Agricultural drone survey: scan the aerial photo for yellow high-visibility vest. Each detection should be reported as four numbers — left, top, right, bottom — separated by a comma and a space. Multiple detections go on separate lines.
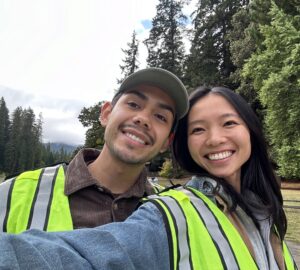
0, 164, 73, 233
146, 186, 297, 270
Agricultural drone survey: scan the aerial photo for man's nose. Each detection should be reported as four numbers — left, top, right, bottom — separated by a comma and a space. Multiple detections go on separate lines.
132, 112, 151, 129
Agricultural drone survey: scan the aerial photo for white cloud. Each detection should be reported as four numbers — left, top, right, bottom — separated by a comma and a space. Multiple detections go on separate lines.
0, 86, 87, 145
0, 0, 158, 145
0, 0, 196, 145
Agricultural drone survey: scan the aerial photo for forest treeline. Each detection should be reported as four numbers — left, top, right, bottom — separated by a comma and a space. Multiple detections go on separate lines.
0, 0, 299, 179
0, 100, 72, 177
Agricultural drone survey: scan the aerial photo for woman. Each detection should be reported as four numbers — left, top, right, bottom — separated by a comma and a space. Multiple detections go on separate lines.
0, 87, 296, 270
172, 86, 294, 269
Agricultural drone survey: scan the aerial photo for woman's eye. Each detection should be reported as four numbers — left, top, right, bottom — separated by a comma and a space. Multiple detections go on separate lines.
191, 127, 205, 134
224, 120, 238, 127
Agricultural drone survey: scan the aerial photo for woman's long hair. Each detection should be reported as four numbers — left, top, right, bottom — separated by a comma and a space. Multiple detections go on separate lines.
173, 86, 287, 240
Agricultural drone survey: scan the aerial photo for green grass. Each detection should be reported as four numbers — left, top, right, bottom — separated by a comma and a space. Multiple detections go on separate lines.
282, 189, 300, 243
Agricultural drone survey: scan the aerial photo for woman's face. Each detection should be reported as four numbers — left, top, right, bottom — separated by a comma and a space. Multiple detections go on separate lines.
187, 94, 251, 192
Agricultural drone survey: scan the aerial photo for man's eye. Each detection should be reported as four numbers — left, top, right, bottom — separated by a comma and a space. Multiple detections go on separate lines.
127, 102, 140, 109
155, 114, 167, 123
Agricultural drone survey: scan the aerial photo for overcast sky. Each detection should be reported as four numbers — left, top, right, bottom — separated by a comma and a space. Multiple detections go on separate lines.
0, 0, 195, 146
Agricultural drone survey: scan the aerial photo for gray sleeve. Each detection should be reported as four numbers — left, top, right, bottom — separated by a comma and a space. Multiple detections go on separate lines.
0, 203, 169, 270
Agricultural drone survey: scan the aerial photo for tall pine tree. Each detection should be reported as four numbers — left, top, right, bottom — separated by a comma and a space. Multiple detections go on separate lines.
117, 31, 139, 84
15, 108, 39, 173
185, 0, 247, 88
0, 97, 10, 172
227, 3, 259, 107
32, 113, 43, 168
144, 0, 188, 78
5, 107, 23, 174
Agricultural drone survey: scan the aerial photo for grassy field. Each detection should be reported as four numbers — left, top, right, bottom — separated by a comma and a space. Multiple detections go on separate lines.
282, 189, 300, 243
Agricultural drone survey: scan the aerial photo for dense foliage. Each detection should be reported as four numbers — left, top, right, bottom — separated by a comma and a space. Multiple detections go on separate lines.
243, 2, 300, 178
78, 101, 105, 149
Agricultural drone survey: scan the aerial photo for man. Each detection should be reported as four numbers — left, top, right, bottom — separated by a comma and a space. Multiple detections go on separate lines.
0, 67, 188, 233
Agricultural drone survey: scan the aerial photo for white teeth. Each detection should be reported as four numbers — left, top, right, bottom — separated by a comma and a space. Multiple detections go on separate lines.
208, 151, 232, 160
125, 133, 146, 145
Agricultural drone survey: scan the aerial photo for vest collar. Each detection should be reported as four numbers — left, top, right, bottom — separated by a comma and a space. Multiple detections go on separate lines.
186, 175, 233, 208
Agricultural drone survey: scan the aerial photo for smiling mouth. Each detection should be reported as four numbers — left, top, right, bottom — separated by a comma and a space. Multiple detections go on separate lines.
207, 151, 233, 161
124, 132, 149, 145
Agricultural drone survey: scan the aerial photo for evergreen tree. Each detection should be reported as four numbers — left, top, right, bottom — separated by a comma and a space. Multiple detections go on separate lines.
117, 31, 139, 84
32, 113, 43, 168
78, 102, 105, 149
144, 0, 188, 78
18, 108, 36, 172
243, 2, 300, 178
185, 0, 247, 88
227, 4, 259, 109
0, 97, 10, 172
4, 107, 44, 174
228, 0, 276, 114
58, 147, 67, 162
42, 143, 55, 166
5, 107, 23, 173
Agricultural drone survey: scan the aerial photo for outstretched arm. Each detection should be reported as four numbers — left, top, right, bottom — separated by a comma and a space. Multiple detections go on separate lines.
0, 203, 169, 270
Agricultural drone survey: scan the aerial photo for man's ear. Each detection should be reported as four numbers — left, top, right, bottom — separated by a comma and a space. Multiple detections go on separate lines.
160, 133, 174, 153
99, 102, 112, 127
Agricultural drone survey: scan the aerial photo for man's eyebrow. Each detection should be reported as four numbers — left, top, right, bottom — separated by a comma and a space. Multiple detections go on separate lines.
125, 90, 175, 117
159, 103, 175, 117
125, 90, 147, 100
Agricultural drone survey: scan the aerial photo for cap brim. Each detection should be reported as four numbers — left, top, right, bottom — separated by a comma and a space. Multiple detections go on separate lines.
118, 68, 188, 119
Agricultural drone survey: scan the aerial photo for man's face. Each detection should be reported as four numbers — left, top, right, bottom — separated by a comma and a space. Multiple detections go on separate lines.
100, 84, 175, 165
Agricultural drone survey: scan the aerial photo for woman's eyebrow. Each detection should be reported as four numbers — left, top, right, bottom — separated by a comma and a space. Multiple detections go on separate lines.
188, 119, 205, 126
221, 113, 240, 118
189, 113, 240, 126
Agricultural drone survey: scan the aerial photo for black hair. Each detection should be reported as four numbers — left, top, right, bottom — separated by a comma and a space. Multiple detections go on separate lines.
172, 86, 287, 240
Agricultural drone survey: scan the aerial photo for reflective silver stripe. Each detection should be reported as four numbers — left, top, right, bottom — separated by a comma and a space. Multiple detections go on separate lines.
0, 178, 15, 231
182, 187, 239, 270
29, 165, 59, 230
149, 194, 191, 270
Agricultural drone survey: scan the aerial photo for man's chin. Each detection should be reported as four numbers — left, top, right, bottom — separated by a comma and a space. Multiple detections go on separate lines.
115, 153, 149, 166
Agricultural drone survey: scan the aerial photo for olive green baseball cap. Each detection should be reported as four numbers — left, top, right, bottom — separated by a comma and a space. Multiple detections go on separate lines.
117, 67, 189, 119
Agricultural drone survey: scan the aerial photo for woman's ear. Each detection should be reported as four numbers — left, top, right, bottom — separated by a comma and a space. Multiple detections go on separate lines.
99, 102, 112, 127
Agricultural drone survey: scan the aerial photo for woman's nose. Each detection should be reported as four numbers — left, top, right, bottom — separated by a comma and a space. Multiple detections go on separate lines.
205, 129, 226, 146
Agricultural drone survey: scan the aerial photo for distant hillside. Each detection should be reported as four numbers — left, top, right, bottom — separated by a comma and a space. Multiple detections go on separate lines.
45, 143, 78, 154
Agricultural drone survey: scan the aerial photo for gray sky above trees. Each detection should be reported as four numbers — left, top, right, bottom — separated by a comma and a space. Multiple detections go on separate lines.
0, 0, 196, 145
